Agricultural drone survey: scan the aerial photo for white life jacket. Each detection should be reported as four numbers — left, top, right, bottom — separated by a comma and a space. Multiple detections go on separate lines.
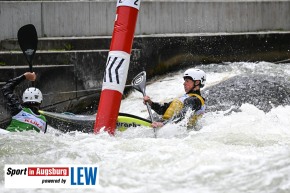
7, 108, 46, 132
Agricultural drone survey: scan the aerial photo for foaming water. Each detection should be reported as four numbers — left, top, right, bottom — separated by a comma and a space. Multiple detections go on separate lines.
1, 62, 290, 193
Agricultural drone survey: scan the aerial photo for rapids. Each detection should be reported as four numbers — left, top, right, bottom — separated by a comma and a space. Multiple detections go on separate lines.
1, 62, 290, 193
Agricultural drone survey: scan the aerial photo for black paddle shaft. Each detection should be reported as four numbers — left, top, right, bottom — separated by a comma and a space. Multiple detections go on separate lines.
132, 71, 154, 121
132, 71, 157, 138
17, 24, 38, 72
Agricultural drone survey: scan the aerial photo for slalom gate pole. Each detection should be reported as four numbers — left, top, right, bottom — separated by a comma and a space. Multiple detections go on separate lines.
94, 0, 141, 135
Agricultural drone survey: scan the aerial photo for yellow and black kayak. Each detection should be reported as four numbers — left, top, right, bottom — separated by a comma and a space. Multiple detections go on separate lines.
39, 110, 152, 133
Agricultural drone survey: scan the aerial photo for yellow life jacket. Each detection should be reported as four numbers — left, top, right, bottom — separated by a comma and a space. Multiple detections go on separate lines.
162, 94, 205, 126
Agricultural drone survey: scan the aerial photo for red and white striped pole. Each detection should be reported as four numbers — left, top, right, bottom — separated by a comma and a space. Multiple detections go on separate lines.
94, 0, 141, 135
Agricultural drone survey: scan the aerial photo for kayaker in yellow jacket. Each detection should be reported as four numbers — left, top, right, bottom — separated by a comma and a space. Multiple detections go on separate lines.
143, 68, 206, 129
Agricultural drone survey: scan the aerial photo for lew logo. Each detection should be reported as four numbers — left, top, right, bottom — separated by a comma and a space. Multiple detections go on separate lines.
70, 167, 98, 186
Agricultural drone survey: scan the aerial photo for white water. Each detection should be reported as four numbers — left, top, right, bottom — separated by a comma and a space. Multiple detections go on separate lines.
1, 62, 290, 193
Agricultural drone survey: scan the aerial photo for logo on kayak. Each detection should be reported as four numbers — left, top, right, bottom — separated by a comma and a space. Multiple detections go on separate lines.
117, 122, 141, 129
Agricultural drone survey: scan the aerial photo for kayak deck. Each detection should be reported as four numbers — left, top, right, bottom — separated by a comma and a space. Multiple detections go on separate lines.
39, 110, 152, 133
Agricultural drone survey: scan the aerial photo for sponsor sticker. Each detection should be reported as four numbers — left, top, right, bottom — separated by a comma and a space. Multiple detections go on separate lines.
24, 49, 34, 56
4, 164, 99, 188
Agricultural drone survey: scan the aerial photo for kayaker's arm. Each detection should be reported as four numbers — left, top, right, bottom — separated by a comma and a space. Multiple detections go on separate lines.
151, 102, 171, 115
1, 74, 26, 116
143, 95, 171, 115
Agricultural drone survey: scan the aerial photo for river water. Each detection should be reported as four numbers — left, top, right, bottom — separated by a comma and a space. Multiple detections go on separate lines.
1, 62, 290, 193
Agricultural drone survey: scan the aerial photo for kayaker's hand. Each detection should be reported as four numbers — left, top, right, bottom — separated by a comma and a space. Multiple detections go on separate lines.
24, 72, 36, 81
143, 96, 152, 106
151, 122, 164, 128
